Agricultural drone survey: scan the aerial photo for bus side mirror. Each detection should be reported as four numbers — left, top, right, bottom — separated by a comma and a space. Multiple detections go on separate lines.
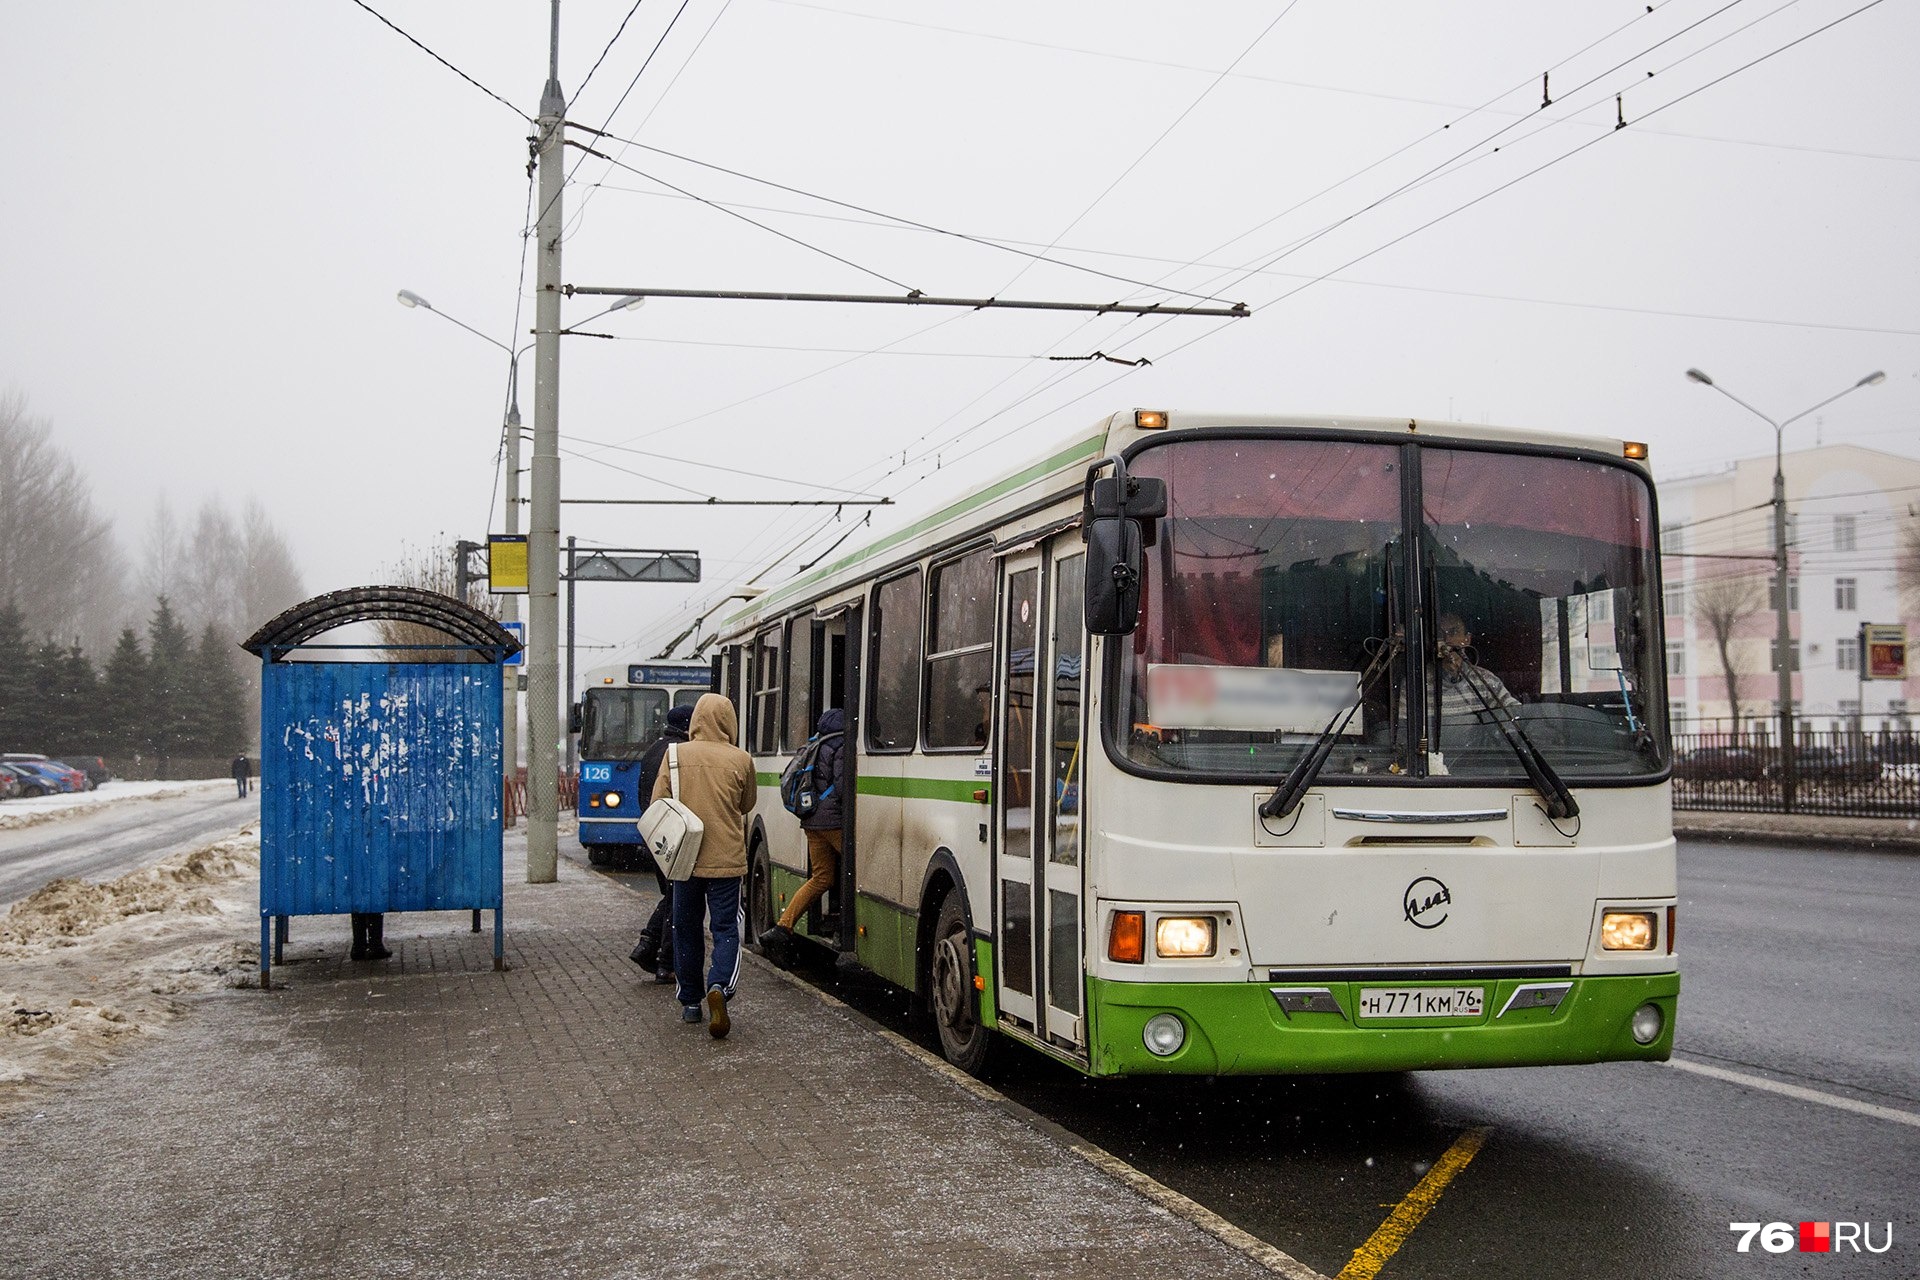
1084, 515, 1143, 636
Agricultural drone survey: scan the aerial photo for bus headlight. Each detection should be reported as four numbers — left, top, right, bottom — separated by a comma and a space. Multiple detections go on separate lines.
1143, 1013, 1185, 1056
1154, 916, 1216, 958
602, 793, 622, 807
1630, 1002, 1664, 1045
1601, 911, 1656, 951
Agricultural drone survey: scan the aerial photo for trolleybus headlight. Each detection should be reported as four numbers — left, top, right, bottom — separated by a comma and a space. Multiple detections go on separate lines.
1601, 911, 1657, 951
1630, 1002, 1664, 1045
603, 793, 621, 807
1143, 1013, 1186, 1057
1154, 916, 1216, 958
1108, 910, 1145, 964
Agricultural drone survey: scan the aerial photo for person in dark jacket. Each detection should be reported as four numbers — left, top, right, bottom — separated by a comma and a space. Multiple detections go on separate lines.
757, 706, 846, 966
627, 703, 693, 984
231, 753, 251, 799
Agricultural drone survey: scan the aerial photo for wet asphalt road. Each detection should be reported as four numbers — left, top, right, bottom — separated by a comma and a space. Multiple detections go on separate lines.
0, 785, 258, 905
781, 840, 1920, 1279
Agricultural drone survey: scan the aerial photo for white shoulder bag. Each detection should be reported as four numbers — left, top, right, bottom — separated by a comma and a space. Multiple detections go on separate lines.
638, 744, 705, 881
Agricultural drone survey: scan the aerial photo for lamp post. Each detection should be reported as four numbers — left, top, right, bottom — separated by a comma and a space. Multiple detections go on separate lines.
1684, 366, 1885, 810
398, 289, 532, 784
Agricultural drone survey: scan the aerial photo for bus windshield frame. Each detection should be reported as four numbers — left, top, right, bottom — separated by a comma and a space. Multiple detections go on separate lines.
1105, 430, 1669, 787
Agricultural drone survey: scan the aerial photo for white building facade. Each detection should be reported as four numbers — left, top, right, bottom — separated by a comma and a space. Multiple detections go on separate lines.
1659, 444, 1918, 736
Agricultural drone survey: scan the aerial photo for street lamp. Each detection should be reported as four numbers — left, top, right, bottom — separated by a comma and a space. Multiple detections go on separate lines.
398, 289, 648, 804
1684, 366, 1886, 810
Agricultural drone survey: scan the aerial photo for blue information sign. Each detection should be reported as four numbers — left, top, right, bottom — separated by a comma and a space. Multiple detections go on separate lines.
502, 620, 526, 666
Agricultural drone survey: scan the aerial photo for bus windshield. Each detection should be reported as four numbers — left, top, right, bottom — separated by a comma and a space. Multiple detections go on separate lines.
579, 688, 670, 761
1113, 435, 1667, 783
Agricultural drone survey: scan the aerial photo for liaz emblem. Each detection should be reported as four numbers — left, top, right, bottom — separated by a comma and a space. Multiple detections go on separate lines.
1403, 876, 1452, 929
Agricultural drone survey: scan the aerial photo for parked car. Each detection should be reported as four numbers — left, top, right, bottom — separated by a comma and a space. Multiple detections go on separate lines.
0, 767, 20, 800
1675, 745, 1768, 782
1782, 746, 1881, 785
0, 761, 58, 797
47, 758, 99, 791
2, 753, 85, 793
53, 754, 110, 787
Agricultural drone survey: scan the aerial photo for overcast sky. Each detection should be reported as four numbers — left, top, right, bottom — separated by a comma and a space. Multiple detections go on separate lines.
5, 0, 1915, 670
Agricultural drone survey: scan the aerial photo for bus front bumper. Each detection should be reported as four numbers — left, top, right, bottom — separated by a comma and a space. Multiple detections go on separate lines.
1086, 971, 1678, 1076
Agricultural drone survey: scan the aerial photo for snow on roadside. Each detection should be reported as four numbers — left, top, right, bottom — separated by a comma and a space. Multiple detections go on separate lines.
0, 825, 261, 1111
0, 779, 233, 831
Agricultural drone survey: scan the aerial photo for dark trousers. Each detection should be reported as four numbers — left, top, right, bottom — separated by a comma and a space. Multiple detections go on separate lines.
640, 867, 675, 974
671, 876, 743, 1008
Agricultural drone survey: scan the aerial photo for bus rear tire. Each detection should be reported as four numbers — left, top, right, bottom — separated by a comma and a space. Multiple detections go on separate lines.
930, 890, 991, 1076
748, 849, 774, 943
587, 847, 611, 868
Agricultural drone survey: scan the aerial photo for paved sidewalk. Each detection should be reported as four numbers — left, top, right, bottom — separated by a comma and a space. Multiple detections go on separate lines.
1674, 810, 1920, 852
0, 829, 1278, 1280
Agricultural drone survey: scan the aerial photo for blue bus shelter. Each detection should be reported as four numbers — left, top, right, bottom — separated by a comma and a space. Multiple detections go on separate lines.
241, 587, 522, 990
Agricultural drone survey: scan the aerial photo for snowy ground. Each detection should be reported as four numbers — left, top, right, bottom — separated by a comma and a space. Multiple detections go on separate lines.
0, 778, 233, 831
0, 824, 261, 1114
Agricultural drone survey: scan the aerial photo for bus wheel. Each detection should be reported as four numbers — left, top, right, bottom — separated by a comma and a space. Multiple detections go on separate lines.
587, 847, 611, 868
747, 850, 774, 941
930, 890, 991, 1075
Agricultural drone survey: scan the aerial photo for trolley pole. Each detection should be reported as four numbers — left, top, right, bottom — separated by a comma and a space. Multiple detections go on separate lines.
526, 0, 565, 884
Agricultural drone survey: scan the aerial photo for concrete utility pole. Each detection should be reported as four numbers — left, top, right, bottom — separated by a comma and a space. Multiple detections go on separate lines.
527, 0, 565, 884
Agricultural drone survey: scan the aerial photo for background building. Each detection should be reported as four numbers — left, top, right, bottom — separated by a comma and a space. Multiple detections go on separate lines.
1660, 443, 1918, 737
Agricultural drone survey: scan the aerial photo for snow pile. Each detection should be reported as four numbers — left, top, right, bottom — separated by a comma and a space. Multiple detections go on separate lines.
0, 779, 231, 831
0, 827, 262, 1112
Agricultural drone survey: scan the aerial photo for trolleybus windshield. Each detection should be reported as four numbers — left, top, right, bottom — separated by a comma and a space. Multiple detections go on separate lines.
1114, 435, 1667, 783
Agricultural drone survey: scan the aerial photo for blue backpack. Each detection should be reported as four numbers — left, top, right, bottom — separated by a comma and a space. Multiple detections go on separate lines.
779, 731, 841, 818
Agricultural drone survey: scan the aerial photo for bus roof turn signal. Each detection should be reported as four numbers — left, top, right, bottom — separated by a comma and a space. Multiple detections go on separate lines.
1624, 441, 1648, 460
1135, 409, 1168, 430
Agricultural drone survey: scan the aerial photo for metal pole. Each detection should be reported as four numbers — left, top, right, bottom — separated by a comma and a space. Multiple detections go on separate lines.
1773, 435, 1796, 813
526, 2, 565, 884
565, 535, 577, 779
503, 397, 522, 785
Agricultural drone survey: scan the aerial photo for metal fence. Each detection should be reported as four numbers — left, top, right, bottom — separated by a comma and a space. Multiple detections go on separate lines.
1672, 728, 1920, 816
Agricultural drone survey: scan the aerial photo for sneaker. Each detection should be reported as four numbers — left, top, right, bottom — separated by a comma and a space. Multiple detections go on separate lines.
756, 925, 791, 967
707, 986, 730, 1040
680, 1004, 702, 1024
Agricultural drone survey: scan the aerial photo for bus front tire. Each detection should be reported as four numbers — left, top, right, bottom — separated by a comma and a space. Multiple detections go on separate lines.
587, 847, 611, 868
930, 890, 991, 1076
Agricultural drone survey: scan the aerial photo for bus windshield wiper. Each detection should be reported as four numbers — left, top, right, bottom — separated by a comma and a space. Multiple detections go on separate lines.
1453, 663, 1579, 822
1259, 637, 1400, 822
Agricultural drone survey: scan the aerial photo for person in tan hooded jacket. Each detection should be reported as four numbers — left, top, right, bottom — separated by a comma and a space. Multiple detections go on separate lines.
651, 692, 756, 1037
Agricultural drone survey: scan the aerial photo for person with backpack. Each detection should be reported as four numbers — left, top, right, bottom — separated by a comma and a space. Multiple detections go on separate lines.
652, 692, 757, 1038
757, 706, 846, 967
627, 703, 693, 985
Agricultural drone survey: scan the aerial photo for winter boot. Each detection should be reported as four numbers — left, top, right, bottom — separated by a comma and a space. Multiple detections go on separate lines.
349, 914, 370, 961
365, 913, 393, 961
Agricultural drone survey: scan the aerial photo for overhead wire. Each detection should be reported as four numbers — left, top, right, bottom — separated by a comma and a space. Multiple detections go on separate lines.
346, 0, 532, 122
576, 0, 651, 101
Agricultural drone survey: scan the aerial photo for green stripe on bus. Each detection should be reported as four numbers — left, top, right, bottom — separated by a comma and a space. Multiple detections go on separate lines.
753, 773, 986, 804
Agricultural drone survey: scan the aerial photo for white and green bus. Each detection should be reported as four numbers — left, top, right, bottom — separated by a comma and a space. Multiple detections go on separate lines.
713, 410, 1677, 1077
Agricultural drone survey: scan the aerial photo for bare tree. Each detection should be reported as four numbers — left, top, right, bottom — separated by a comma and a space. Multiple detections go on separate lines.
140, 495, 185, 609
179, 499, 249, 638
1694, 570, 1767, 738
0, 391, 124, 654
1899, 511, 1919, 620
373, 541, 500, 661
239, 499, 306, 631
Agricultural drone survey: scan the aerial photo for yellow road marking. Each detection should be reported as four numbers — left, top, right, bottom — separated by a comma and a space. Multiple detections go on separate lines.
1335, 1126, 1491, 1280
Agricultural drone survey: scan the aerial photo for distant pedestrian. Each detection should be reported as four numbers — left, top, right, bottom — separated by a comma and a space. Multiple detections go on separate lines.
651, 693, 755, 1039
758, 706, 847, 966
628, 703, 693, 985
231, 753, 251, 799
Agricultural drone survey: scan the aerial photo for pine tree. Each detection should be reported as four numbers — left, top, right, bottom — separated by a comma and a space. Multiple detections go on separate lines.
101, 627, 149, 767
34, 639, 99, 755
145, 597, 194, 774
0, 604, 34, 748
188, 622, 247, 755
53, 643, 102, 756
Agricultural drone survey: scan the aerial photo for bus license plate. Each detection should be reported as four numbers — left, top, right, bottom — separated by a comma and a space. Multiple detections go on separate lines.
1358, 987, 1485, 1018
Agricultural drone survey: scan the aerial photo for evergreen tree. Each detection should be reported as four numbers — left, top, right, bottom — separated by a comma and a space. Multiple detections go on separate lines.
188, 622, 246, 755
145, 597, 194, 773
52, 643, 102, 755
101, 627, 149, 765
0, 604, 34, 748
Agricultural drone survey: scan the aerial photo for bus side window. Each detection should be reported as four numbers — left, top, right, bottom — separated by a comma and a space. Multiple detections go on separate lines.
784, 613, 815, 752
752, 627, 783, 755
924, 546, 993, 751
869, 569, 924, 751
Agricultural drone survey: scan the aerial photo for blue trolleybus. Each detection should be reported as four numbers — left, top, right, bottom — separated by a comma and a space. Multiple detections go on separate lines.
574, 662, 714, 868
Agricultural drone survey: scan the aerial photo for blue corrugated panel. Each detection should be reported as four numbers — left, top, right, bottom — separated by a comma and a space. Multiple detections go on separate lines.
260, 662, 503, 918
